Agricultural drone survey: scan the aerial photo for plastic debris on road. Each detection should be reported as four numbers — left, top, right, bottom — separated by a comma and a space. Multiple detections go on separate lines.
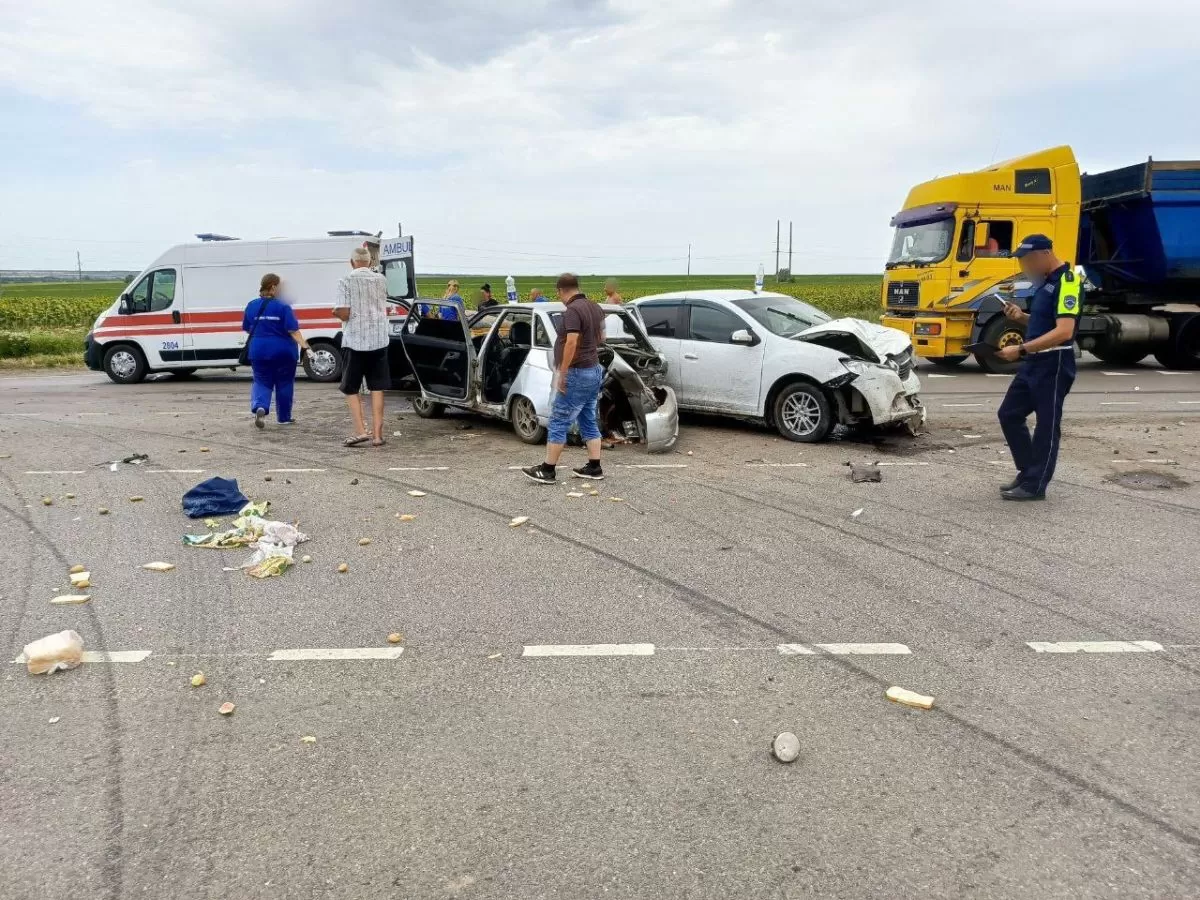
246, 555, 291, 579
407, 490, 427, 497
509, 516, 529, 528
142, 561, 176, 572
771, 732, 801, 763
886, 686, 934, 710
184, 502, 307, 578
101, 452, 150, 472
182, 477, 251, 519
51, 595, 90, 605
848, 463, 882, 484
203, 518, 222, 529
22, 630, 84, 675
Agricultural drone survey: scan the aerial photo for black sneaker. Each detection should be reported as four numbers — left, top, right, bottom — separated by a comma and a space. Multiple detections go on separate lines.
572, 462, 605, 480
999, 476, 1022, 492
522, 464, 556, 485
1001, 485, 1045, 502
254, 408, 267, 430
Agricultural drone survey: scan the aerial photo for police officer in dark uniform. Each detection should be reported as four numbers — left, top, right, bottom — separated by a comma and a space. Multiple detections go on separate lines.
995, 234, 1081, 501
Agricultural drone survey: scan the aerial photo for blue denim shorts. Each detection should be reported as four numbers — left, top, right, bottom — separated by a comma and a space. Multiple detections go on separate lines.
547, 364, 604, 444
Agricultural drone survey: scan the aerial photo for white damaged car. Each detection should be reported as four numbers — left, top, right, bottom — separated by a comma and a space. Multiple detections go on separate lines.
632, 290, 925, 442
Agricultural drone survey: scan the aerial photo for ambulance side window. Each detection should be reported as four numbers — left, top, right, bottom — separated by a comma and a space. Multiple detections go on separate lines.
148, 269, 177, 312
125, 274, 152, 313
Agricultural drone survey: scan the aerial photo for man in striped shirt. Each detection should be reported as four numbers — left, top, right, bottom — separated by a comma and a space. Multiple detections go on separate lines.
333, 247, 391, 446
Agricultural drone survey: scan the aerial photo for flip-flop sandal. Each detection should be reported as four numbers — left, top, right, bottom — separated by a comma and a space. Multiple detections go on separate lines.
343, 435, 370, 447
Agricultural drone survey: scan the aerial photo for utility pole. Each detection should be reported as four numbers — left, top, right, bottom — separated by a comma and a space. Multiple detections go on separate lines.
775, 220, 780, 278
788, 221, 793, 275
686, 243, 691, 282
76, 251, 82, 282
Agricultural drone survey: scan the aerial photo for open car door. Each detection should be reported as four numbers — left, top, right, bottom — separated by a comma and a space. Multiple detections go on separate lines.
398, 300, 476, 403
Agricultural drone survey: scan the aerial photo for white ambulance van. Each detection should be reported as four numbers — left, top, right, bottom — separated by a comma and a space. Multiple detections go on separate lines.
85, 231, 416, 384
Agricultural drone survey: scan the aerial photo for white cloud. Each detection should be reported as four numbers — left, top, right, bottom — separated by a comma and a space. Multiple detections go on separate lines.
1, 0, 1198, 272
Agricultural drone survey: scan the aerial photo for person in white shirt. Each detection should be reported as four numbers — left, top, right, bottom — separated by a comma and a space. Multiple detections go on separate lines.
333, 247, 390, 446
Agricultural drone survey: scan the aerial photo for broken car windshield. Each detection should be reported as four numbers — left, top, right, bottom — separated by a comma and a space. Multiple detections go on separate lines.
733, 295, 831, 337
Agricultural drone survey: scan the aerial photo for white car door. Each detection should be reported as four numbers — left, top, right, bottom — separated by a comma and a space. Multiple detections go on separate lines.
634, 300, 685, 398
678, 301, 765, 414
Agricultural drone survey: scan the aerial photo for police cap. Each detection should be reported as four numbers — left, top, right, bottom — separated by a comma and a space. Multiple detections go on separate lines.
1014, 234, 1053, 258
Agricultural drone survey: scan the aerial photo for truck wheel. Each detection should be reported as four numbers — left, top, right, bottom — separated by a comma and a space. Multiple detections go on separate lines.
510, 395, 546, 444
1091, 344, 1148, 366
302, 342, 343, 382
928, 355, 967, 368
411, 397, 447, 419
976, 318, 1025, 374
773, 382, 833, 443
1153, 314, 1200, 371
103, 344, 148, 384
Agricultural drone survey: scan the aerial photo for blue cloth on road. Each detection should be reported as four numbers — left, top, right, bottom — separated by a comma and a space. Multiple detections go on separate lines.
243, 297, 300, 363
998, 350, 1075, 495
182, 477, 249, 518
251, 357, 297, 422
547, 364, 604, 444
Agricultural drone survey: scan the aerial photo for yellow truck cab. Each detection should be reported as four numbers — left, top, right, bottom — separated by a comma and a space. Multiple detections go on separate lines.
881, 147, 1081, 371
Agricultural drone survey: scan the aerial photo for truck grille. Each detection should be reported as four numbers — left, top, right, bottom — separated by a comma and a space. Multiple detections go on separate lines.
887, 281, 920, 308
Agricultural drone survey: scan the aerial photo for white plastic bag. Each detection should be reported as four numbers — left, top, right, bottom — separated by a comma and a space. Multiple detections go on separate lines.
23, 630, 84, 674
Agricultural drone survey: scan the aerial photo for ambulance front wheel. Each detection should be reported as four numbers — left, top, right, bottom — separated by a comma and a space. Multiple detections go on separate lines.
303, 342, 343, 382
103, 344, 148, 385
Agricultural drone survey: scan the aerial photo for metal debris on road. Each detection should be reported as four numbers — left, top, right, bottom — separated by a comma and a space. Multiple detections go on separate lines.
191, 672, 206, 687
218, 702, 235, 716
771, 731, 801, 763
50, 595, 90, 605
22, 630, 84, 675
886, 686, 934, 710
142, 562, 176, 572
509, 516, 530, 527
848, 463, 882, 483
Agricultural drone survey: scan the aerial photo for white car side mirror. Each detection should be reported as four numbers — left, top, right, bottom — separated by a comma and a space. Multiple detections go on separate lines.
731, 329, 756, 345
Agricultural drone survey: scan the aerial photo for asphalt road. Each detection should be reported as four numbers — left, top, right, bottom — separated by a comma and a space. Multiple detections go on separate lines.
2, 361, 1199, 900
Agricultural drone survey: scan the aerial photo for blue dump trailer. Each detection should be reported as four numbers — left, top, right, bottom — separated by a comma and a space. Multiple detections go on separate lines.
1075, 159, 1200, 367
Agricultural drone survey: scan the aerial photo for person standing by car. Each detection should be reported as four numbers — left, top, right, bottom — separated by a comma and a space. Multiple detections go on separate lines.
603, 278, 624, 304
523, 273, 606, 484
333, 247, 391, 447
244, 273, 313, 428
442, 280, 465, 321
479, 283, 500, 309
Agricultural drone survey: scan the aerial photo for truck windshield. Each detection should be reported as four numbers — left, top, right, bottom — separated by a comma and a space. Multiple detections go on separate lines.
886, 218, 954, 268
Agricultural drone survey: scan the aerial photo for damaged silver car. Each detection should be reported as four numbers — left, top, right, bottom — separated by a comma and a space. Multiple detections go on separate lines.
398, 301, 679, 452
632, 290, 925, 442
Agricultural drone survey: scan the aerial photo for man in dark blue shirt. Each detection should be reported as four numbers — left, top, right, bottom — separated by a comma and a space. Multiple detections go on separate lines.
995, 234, 1081, 500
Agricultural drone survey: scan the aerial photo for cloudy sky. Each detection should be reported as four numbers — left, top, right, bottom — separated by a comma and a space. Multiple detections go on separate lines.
1, 0, 1197, 275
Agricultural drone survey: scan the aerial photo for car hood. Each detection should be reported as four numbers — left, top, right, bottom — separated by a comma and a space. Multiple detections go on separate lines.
793, 317, 911, 363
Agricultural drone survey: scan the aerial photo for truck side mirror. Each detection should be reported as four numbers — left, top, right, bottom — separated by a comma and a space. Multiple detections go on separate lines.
973, 222, 991, 248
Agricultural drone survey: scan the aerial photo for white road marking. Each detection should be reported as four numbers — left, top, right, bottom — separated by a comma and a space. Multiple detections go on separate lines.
876, 461, 929, 467
745, 462, 809, 468
1025, 640, 1162, 654
265, 468, 327, 473
269, 648, 404, 661
1101, 371, 1134, 376
1178, 400, 1200, 405
522, 643, 655, 658
1156, 371, 1192, 376
778, 643, 912, 656
12, 650, 151, 664
925, 373, 957, 378
23, 470, 85, 475
986, 373, 1013, 378
619, 464, 688, 469
147, 469, 205, 474
1112, 459, 1177, 465
942, 403, 983, 408
389, 466, 451, 471
1100, 401, 1140, 406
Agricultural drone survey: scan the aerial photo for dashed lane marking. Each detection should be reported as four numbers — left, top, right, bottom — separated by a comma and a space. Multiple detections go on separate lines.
1111, 459, 1177, 465
1026, 640, 1162, 654
389, 466, 451, 471
265, 468, 327, 473
942, 403, 983, 408
1100, 401, 1140, 406
522, 643, 655, 658
1178, 400, 1200, 405
12, 650, 152, 664
147, 469, 205, 474
1156, 371, 1193, 375
876, 461, 929, 467
779, 642, 912, 656
1101, 371, 1136, 376
745, 462, 809, 468
924, 373, 957, 378
986, 373, 1013, 378
619, 464, 688, 469
268, 648, 404, 661
23, 470, 85, 475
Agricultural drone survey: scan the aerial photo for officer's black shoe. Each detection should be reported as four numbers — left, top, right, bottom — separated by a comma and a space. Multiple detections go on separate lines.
999, 477, 1022, 492
1001, 485, 1045, 502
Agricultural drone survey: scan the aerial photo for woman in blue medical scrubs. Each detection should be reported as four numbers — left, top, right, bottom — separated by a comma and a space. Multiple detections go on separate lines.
243, 273, 312, 428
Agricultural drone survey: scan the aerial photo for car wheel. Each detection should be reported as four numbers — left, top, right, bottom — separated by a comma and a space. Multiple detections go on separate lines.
510, 395, 547, 444
773, 382, 832, 443
976, 317, 1025, 374
103, 344, 148, 384
411, 397, 447, 419
302, 342, 343, 382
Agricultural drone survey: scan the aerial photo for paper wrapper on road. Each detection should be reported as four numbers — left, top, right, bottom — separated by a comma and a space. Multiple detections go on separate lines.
22, 630, 84, 675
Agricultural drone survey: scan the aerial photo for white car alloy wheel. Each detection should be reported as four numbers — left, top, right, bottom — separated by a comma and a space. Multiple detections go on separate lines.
511, 396, 546, 444
773, 382, 832, 443
781, 391, 821, 435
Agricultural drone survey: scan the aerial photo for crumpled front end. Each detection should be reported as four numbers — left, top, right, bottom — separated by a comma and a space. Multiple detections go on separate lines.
831, 361, 925, 430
